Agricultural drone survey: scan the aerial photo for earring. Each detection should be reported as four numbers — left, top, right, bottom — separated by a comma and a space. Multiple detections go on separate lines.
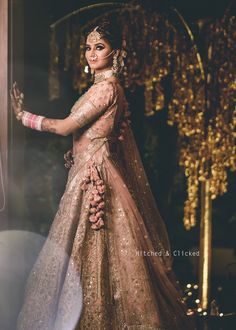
112, 52, 119, 74
84, 65, 95, 76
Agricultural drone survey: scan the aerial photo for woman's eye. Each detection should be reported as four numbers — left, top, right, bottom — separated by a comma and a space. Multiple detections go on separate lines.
96, 45, 104, 50
85, 47, 91, 51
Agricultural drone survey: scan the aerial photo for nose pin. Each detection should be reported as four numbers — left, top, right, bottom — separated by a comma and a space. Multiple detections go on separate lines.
91, 53, 98, 60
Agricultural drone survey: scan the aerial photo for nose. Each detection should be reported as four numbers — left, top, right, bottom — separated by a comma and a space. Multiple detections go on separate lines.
90, 51, 98, 60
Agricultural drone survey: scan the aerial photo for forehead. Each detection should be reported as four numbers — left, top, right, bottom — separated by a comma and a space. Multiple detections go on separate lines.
85, 36, 110, 47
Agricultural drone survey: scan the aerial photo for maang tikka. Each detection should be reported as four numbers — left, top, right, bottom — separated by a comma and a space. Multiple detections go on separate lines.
87, 26, 102, 43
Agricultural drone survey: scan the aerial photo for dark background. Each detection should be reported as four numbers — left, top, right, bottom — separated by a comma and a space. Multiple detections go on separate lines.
11, 0, 236, 323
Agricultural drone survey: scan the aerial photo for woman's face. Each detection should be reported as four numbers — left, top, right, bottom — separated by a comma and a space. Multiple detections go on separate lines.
85, 37, 114, 73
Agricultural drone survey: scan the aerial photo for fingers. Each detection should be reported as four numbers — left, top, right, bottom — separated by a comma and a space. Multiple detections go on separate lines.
10, 82, 25, 115
12, 82, 24, 100
13, 83, 19, 99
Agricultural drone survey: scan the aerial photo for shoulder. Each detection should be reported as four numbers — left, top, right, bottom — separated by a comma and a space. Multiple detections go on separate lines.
91, 80, 118, 102
93, 80, 117, 93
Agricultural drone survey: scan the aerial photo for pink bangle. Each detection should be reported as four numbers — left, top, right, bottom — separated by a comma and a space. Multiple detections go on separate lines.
21, 111, 45, 131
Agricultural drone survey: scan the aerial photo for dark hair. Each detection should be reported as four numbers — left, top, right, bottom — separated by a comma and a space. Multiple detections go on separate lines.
85, 19, 122, 50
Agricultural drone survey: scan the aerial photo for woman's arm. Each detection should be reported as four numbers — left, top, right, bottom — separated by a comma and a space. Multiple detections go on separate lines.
10, 81, 117, 136
41, 117, 81, 136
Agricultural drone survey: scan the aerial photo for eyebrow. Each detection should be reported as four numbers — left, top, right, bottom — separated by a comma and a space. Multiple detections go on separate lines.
85, 42, 105, 46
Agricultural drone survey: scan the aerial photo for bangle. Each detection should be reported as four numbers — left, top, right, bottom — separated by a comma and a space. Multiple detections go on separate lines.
21, 111, 45, 131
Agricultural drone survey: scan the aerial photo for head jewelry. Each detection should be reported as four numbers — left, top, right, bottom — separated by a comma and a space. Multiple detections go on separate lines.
87, 26, 102, 43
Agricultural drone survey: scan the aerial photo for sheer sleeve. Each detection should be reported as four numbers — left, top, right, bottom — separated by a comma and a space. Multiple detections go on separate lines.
68, 81, 117, 128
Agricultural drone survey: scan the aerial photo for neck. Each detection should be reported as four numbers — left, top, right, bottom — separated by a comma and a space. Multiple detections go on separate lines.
95, 67, 112, 74
94, 68, 115, 84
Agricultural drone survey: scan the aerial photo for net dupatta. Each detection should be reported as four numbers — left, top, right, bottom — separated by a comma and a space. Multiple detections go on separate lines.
113, 103, 196, 329
117, 110, 173, 271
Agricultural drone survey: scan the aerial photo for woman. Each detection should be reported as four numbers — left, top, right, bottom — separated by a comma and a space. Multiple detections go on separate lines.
12, 21, 195, 330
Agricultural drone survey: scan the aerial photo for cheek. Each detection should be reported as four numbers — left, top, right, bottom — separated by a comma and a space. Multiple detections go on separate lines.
85, 52, 89, 61
98, 49, 112, 61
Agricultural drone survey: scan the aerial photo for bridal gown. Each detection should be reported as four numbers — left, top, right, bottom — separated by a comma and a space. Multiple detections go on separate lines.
16, 79, 195, 330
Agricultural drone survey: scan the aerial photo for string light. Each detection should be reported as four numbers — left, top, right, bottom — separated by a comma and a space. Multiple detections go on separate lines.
183, 282, 232, 317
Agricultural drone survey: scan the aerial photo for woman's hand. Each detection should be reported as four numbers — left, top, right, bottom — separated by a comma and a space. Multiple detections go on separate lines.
64, 149, 74, 169
10, 82, 25, 120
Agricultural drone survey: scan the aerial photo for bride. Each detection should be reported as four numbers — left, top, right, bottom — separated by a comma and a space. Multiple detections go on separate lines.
11, 20, 196, 330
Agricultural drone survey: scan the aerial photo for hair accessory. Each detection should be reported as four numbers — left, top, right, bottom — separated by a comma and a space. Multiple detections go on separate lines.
112, 50, 127, 74
84, 65, 89, 73
119, 49, 127, 69
87, 26, 102, 43
112, 52, 119, 74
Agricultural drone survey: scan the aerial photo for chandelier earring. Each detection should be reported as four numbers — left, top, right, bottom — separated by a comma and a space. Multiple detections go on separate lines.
84, 65, 89, 74
84, 64, 95, 76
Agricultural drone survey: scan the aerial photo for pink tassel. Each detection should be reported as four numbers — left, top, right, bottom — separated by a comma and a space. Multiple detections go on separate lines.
96, 179, 103, 185
94, 195, 102, 202
84, 161, 107, 230
89, 207, 97, 214
92, 188, 99, 195
98, 201, 105, 209
97, 186, 105, 194
96, 210, 104, 218
89, 215, 97, 223
81, 183, 88, 191
91, 218, 104, 230
90, 200, 98, 207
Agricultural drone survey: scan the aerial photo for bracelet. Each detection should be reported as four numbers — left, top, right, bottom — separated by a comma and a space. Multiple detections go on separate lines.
21, 111, 45, 131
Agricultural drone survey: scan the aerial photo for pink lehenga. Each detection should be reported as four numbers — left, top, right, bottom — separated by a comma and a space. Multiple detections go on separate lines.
16, 79, 195, 330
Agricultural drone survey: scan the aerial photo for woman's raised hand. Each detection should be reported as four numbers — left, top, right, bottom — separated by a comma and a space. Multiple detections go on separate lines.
10, 82, 25, 120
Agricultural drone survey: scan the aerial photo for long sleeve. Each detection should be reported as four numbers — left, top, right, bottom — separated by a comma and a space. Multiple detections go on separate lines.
33, 80, 118, 136
68, 81, 117, 129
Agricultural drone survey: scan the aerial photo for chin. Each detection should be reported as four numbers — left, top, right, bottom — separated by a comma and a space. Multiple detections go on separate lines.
92, 66, 103, 71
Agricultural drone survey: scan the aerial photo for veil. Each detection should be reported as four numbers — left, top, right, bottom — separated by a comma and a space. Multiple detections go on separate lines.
111, 103, 196, 329
116, 104, 173, 271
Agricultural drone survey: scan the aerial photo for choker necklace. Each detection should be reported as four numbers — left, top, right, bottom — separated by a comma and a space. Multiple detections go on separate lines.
94, 69, 115, 84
